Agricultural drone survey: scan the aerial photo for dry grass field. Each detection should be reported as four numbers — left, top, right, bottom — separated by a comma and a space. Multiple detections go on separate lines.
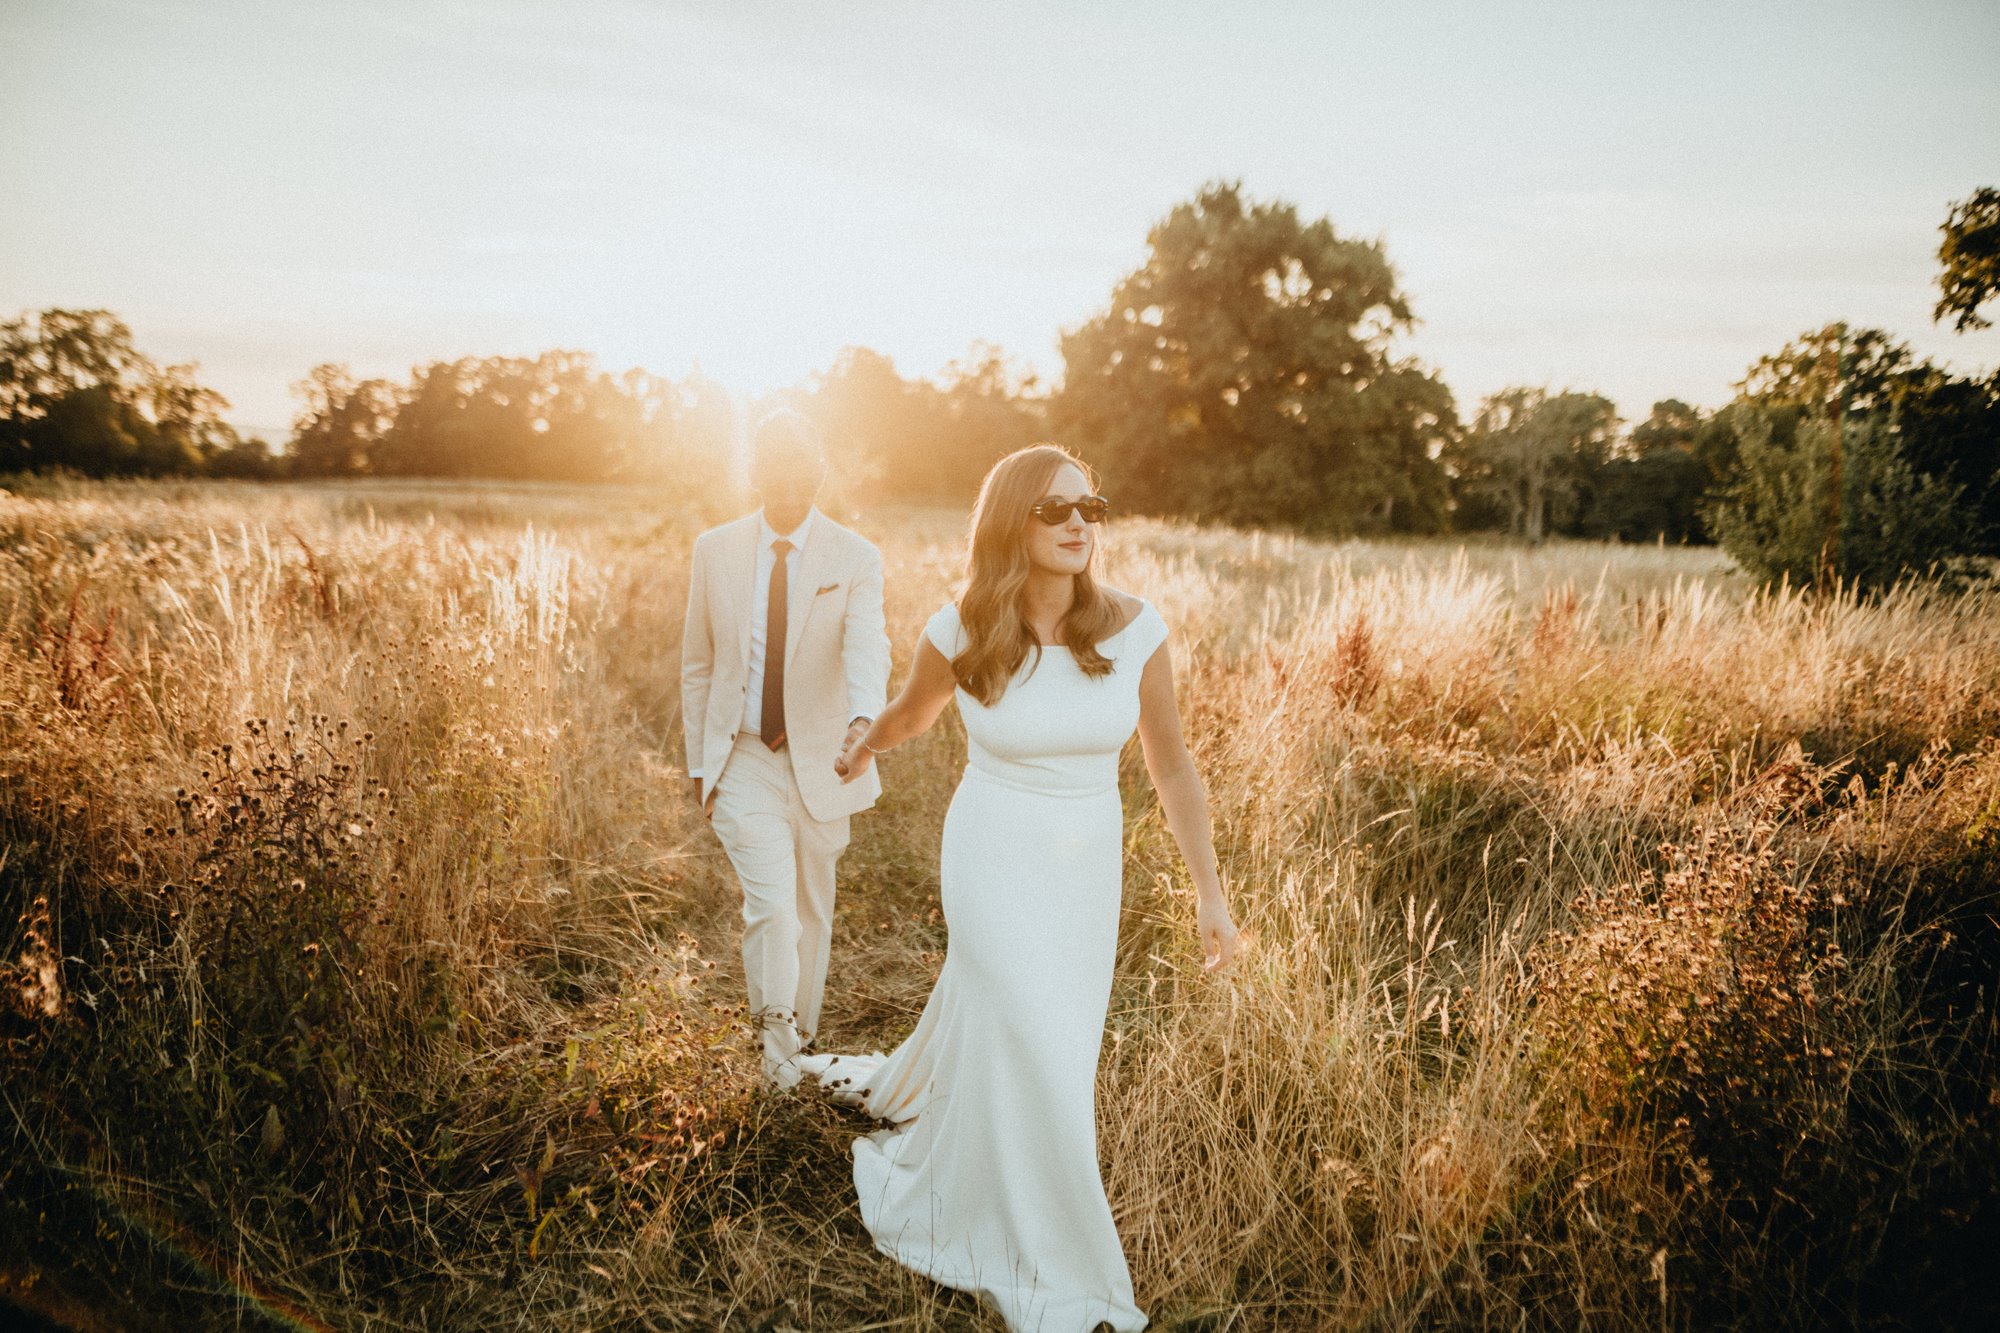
3, 474, 1997, 1330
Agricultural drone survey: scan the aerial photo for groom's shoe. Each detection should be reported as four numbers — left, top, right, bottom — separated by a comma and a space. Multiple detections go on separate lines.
792, 1052, 837, 1079
762, 1052, 805, 1091
758, 1014, 808, 1090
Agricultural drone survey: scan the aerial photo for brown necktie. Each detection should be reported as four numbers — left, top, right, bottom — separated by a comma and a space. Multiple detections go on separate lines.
761, 538, 792, 750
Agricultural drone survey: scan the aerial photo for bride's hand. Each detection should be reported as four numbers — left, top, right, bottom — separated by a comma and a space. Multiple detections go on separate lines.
1197, 895, 1238, 971
834, 742, 874, 783
834, 721, 875, 783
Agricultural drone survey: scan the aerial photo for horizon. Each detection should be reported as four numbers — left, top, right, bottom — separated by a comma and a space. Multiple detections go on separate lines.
3, 0, 1998, 439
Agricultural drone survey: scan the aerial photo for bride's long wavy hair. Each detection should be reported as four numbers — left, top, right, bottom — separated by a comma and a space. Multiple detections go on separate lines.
952, 444, 1123, 706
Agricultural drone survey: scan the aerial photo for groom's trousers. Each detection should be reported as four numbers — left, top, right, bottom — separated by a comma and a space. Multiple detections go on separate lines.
708, 732, 850, 1082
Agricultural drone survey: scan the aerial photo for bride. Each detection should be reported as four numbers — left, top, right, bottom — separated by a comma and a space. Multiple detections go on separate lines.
796, 443, 1238, 1332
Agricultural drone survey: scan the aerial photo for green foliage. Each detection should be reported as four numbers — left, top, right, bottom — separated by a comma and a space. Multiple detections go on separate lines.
290, 351, 720, 485
1707, 409, 1983, 593
1688, 399, 1772, 496
1894, 369, 2000, 555
0, 308, 257, 478
1737, 323, 2000, 553
287, 363, 396, 477
1450, 396, 1723, 545
1582, 448, 1710, 543
1935, 186, 2000, 334
1628, 397, 1701, 455
1574, 400, 1713, 543
287, 341, 1045, 505
1739, 323, 1928, 416
1451, 387, 1618, 542
1052, 182, 1455, 534
205, 433, 284, 480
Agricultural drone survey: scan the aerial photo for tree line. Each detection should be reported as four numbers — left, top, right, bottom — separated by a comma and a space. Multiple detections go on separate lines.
6, 184, 1995, 588
0, 309, 277, 479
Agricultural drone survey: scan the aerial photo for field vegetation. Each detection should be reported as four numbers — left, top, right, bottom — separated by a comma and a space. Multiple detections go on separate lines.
3, 474, 1996, 1329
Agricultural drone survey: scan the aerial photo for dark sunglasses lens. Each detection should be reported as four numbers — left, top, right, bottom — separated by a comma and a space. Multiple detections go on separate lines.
1033, 496, 1110, 524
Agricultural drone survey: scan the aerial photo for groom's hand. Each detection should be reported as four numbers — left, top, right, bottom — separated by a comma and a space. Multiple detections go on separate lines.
690, 777, 715, 820
835, 717, 872, 782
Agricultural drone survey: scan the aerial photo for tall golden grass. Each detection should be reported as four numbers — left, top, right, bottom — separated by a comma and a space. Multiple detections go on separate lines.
3, 473, 1995, 1330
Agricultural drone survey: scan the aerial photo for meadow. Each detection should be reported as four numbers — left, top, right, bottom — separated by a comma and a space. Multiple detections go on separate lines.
2, 474, 1996, 1331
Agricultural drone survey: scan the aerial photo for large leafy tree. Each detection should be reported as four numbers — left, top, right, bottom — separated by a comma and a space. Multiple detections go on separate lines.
1452, 388, 1618, 543
1935, 187, 1999, 333
1052, 183, 1454, 533
1739, 323, 1932, 416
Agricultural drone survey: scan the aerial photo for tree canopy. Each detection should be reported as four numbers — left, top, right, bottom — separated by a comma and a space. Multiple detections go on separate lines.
1935, 187, 1999, 334
1707, 411, 1981, 593
286, 352, 726, 486
1, 309, 256, 477
793, 344, 1044, 507
5, 184, 1990, 591
1052, 183, 1454, 533
1734, 323, 2000, 552
279, 342, 1043, 505
1450, 388, 1619, 544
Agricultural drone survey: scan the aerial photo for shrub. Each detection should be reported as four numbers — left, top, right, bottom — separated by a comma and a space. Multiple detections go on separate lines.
12, 715, 428, 1241
1707, 410, 1984, 594
1529, 823, 1856, 1195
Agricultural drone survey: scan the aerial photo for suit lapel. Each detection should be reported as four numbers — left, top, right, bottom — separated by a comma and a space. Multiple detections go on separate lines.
784, 514, 833, 673
729, 515, 761, 675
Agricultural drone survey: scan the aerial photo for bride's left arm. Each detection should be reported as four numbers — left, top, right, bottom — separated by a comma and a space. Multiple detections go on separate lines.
1136, 639, 1239, 970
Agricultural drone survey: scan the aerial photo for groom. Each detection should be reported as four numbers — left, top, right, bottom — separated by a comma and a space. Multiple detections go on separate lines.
681, 410, 890, 1088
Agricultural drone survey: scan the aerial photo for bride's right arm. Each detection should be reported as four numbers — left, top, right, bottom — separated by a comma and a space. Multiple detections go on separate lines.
834, 636, 958, 781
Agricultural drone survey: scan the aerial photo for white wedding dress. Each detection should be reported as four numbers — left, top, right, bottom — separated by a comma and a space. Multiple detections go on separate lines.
799, 598, 1167, 1332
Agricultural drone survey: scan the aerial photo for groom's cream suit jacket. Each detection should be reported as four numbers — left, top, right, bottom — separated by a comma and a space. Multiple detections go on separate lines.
681, 509, 891, 823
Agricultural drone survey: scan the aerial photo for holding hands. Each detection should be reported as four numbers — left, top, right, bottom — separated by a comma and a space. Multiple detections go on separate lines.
834, 717, 877, 782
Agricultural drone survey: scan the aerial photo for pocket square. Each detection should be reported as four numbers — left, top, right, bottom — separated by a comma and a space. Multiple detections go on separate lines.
815, 582, 841, 595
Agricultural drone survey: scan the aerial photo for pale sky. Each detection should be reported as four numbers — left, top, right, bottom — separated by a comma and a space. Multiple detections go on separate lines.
3, 0, 1997, 437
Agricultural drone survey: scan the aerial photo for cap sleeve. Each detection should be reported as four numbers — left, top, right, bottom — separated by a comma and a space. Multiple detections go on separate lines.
922, 602, 964, 658
1121, 599, 1169, 665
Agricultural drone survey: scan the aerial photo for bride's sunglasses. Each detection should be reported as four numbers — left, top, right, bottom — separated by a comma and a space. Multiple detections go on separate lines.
1030, 495, 1111, 526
